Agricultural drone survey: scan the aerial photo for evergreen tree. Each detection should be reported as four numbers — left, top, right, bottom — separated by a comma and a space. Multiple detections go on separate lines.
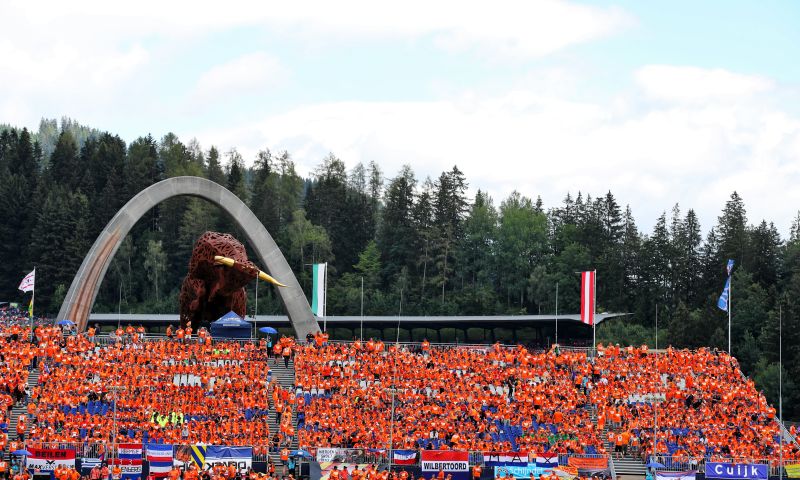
250, 149, 280, 235
206, 146, 226, 185
717, 192, 749, 268
27, 187, 91, 313
0, 173, 32, 299
378, 165, 418, 281
47, 131, 80, 191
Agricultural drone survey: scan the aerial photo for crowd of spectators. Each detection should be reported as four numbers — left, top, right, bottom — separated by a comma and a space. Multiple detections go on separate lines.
295, 340, 799, 464
591, 343, 799, 463
3, 301, 799, 470
295, 341, 603, 454
0, 306, 300, 456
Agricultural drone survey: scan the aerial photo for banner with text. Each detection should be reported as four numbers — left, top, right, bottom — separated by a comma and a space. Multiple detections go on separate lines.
494, 466, 553, 479
108, 459, 143, 480
316, 448, 340, 463
483, 452, 528, 467
705, 463, 767, 480
567, 457, 608, 470
204, 446, 252, 474
26, 448, 76, 472
421, 451, 469, 480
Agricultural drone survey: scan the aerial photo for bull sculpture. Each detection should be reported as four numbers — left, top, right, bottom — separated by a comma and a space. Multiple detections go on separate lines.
179, 231, 285, 328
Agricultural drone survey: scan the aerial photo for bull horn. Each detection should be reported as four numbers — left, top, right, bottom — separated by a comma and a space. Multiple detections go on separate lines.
214, 256, 288, 287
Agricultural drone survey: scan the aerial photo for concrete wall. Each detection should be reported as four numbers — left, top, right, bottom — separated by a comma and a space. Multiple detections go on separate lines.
56, 176, 320, 338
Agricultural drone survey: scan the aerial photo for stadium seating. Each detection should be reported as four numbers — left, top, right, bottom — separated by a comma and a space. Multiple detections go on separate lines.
2, 307, 797, 467
24, 334, 283, 447
294, 342, 604, 454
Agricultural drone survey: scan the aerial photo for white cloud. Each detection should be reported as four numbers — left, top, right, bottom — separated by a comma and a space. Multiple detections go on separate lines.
0, 0, 631, 127
1, 1, 632, 59
194, 66, 800, 236
187, 52, 286, 106
635, 65, 774, 103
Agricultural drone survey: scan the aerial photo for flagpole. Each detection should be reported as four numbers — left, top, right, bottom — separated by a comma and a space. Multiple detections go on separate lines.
323, 262, 328, 333
30, 267, 35, 341
593, 269, 596, 352
728, 272, 732, 354
654, 303, 658, 460
555, 282, 559, 346
254, 277, 259, 338
360, 276, 364, 341
780, 303, 783, 480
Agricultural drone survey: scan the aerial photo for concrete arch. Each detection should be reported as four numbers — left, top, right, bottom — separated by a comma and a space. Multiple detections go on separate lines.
56, 176, 320, 338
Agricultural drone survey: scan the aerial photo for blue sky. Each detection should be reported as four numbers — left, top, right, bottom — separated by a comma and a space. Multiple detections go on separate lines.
1, 0, 799, 234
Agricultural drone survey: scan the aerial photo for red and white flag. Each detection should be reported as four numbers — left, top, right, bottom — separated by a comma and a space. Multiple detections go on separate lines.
580, 271, 595, 325
18, 269, 35, 293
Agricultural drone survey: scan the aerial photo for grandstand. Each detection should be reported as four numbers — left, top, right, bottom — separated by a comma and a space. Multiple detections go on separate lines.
2, 307, 800, 480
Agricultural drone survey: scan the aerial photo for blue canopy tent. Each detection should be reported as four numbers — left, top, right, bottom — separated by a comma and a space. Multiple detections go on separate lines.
209, 311, 251, 339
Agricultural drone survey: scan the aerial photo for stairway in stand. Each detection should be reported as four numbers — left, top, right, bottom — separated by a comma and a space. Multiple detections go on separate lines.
267, 357, 298, 469
600, 426, 647, 480
4, 367, 40, 462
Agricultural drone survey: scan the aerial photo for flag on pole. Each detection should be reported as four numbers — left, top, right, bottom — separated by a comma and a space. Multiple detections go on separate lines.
311, 263, 327, 317
392, 450, 417, 465
18, 269, 35, 292
580, 271, 595, 325
717, 260, 734, 312
146, 444, 174, 477
717, 277, 731, 312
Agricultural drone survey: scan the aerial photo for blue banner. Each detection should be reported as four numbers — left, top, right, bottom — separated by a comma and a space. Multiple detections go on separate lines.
706, 463, 767, 480
494, 466, 553, 479
206, 446, 252, 458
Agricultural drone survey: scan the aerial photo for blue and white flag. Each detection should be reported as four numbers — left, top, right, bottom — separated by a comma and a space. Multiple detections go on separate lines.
726, 259, 735, 276
146, 444, 173, 477
718, 277, 731, 312
393, 450, 417, 465
535, 453, 559, 468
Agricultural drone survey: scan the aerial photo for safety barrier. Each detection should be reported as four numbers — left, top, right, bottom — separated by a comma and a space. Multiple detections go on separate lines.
649, 455, 788, 477
25, 444, 612, 468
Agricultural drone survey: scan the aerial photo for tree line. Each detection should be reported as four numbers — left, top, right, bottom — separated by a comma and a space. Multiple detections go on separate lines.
1, 117, 798, 416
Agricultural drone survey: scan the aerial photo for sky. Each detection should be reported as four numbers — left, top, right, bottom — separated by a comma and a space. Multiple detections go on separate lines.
1, 0, 799, 235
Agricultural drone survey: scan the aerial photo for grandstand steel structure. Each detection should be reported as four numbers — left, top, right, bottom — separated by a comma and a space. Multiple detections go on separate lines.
88, 312, 627, 345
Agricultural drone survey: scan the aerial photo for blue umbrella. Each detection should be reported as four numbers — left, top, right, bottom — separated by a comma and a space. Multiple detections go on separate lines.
12, 449, 32, 456
291, 449, 312, 458
57, 319, 75, 326
259, 327, 278, 334
645, 461, 665, 469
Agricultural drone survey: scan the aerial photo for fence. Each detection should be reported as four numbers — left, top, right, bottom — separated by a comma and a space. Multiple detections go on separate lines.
28, 444, 611, 468
649, 455, 789, 477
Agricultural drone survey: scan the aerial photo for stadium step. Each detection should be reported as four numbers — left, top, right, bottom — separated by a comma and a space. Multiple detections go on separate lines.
7, 366, 40, 442
613, 456, 647, 479
266, 357, 297, 468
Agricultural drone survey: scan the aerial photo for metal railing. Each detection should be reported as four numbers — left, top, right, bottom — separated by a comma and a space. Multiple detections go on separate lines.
23, 443, 615, 468
649, 455, 791, 476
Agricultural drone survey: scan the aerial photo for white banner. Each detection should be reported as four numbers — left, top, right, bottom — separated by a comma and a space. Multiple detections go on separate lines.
316, 448, 340, 463
26, 449, 76, 472
204, 457, 252, 474
657, 471, 697, 480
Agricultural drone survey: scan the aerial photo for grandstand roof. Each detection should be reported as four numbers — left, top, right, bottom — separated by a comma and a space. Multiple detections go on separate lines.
88, 312, 627, 324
